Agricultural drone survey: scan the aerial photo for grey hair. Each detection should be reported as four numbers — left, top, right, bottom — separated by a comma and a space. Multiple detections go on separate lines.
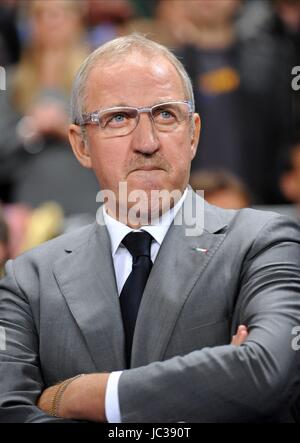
70, 34, 195, 125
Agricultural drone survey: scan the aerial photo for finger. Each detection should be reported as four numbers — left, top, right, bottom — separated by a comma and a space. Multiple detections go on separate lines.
231, 325, 248, 346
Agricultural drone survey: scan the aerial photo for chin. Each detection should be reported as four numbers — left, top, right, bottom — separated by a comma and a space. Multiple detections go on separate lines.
128, 178, 166, 194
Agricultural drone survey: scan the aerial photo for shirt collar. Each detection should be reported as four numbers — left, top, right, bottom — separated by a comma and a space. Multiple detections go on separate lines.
103, 188, 188, 256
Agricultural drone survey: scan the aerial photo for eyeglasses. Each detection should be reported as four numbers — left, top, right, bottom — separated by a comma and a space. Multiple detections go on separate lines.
76, 100, 193, 137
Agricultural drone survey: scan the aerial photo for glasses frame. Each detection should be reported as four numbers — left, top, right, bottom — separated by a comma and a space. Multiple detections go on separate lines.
76, 100, 194, 137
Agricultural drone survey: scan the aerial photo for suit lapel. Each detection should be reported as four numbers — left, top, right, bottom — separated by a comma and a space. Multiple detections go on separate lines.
53, 221, 126, 371
131, 191, 228, 367
52, 193, 230, 371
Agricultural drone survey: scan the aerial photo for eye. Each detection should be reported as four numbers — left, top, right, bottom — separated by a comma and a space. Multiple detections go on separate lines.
160, 110, 173, 119
100, 109, 136, 128
109, 114, 126, 124
100, 111, 130, 128
153, 106, 177, 124
108, 113, 128, 125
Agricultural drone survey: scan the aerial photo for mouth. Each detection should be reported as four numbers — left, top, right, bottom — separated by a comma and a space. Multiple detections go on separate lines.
131, 166, 164, 172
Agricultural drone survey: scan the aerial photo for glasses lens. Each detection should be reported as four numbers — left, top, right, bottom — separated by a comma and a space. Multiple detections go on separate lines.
151, 102, 190, 130
99, 108, 138, 136
83, 102, 191, 137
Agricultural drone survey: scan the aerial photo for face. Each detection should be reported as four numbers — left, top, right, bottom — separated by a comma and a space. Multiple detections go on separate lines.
69, 52, 200, 224
30, 0, 82, 49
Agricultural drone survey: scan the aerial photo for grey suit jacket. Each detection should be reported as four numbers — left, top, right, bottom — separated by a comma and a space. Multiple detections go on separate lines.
1, 191, 300, 422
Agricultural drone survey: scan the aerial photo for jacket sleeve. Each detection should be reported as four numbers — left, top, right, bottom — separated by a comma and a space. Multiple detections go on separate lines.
118, 215, 300, 422
0, 260, 79, 423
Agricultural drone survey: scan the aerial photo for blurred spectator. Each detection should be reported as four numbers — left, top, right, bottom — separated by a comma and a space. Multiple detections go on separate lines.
85, 0, 134, 48
270, 0, 300, 141
0, 0, 99, 215
2, 201, 63, 259
129, 0, 157, 18
168, 0, 293, 204
18, 201, 64, 253
157, 0, 239, 47
238, 0, 300, 139
86, 0, 133, 25
0, 0, 20, 67
190, 169, 251, 209
271, 0, 300, 52
2, 203, 32, 258
0, 204, 9, 277
280, 142, 300, 217
121, 0, 194, 48
236, 0, 273, 39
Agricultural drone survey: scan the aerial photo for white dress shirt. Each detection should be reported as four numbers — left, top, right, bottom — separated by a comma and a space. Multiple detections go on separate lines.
103, 189, 187, 423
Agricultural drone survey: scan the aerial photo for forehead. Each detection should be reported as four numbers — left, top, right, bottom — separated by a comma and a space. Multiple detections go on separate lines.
85, 52, 186, 110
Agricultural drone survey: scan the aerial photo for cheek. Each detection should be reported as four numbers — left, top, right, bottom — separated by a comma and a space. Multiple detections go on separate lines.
162, 134, 194, 170
88, 141, 127, 186
92, 155, 118, 184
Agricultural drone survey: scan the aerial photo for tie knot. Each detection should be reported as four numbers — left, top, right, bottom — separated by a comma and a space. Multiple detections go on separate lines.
122, 231, 153, 259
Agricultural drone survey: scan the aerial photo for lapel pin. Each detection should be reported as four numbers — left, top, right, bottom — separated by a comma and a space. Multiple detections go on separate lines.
194, 247, 208, 253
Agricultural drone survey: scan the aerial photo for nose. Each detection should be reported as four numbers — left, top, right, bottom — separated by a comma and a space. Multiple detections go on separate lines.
131, 112, 160, 155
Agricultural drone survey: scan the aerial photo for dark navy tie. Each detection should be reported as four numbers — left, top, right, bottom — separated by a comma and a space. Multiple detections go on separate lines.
120, 231, 153, 367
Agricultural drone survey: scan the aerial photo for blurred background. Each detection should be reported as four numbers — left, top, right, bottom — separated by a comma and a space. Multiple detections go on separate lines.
0, 0, 300, 274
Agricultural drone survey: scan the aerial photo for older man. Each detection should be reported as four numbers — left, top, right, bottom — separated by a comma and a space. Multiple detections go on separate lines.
0, 35, 300, 423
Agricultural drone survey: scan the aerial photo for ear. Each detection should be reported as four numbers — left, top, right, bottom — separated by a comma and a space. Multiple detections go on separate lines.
190, 113, 201, 160
69, 124, 92, 169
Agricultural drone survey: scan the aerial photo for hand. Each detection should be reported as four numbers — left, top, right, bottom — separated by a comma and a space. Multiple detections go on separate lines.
231, 325, 248, 346
37, 373, 110, 422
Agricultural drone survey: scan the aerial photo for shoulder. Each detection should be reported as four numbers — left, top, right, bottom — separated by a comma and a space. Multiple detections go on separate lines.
9, 222, 96, 273
1, 223, 102, 310
203, 196, 280, 227
185, 190, 294, 237
204, 200, 300, 241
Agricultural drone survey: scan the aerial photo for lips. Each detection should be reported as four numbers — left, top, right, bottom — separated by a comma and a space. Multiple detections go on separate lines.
132, 166, 163, 172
